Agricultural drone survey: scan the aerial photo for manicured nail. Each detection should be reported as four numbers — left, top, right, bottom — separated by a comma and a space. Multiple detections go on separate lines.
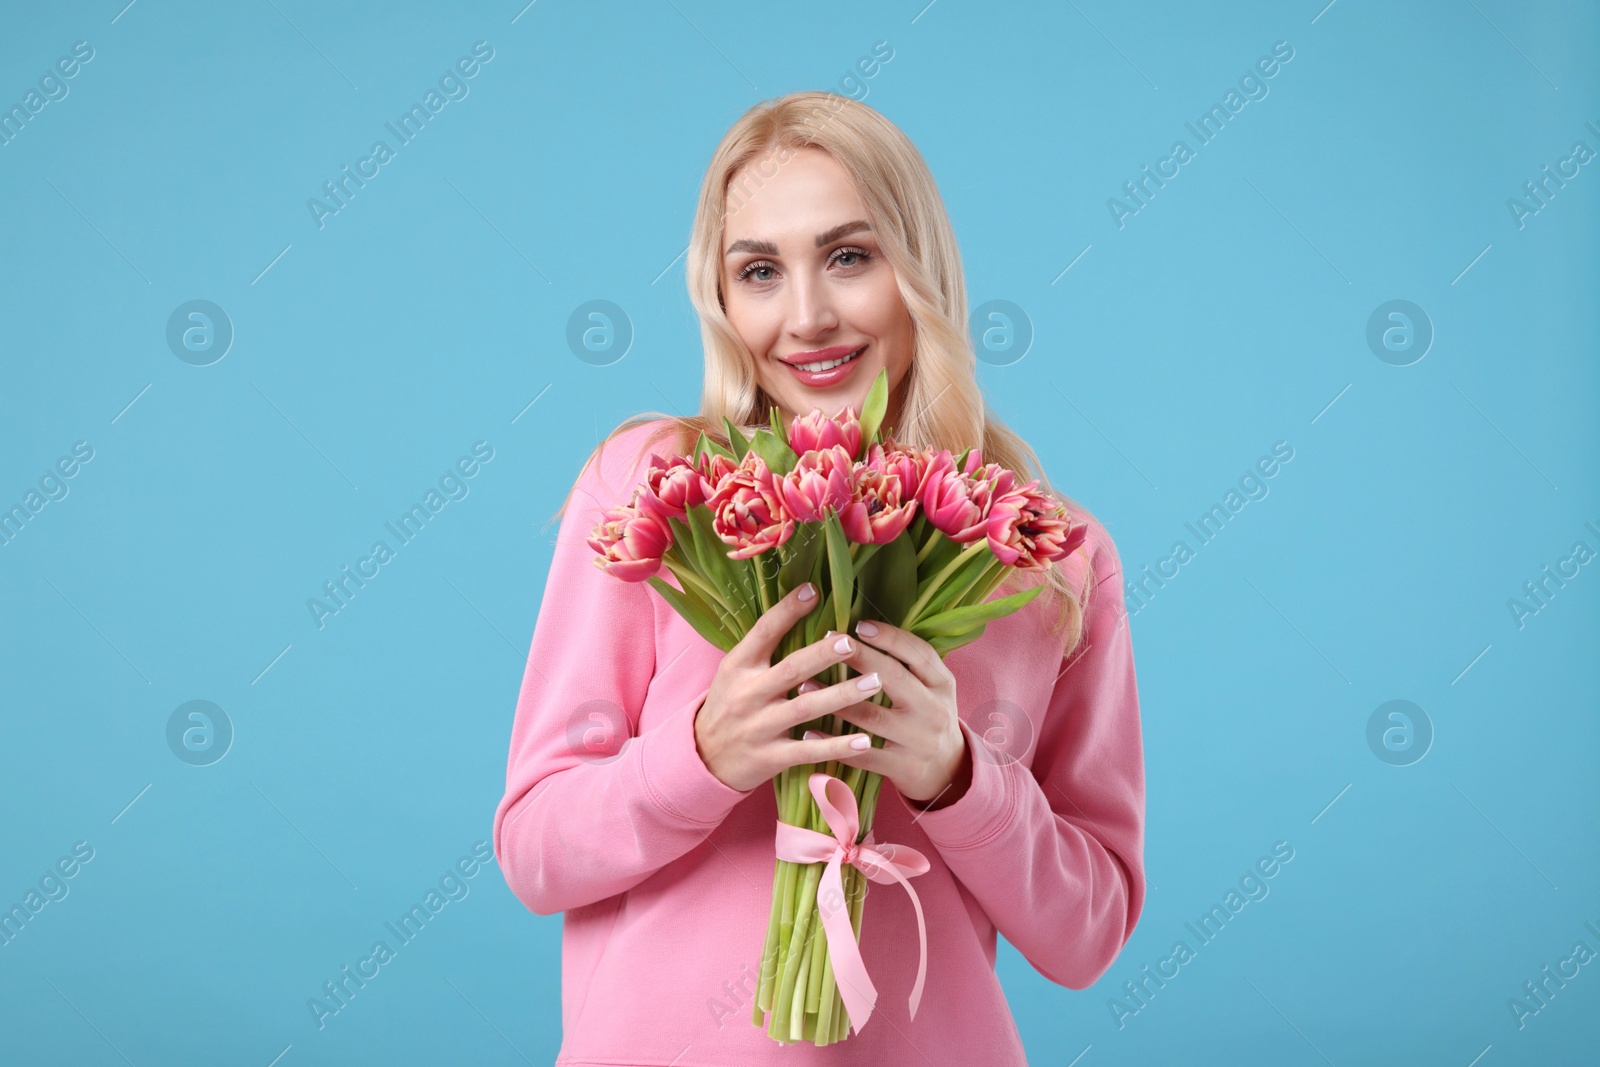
798, 582, 816, 601
797, 680, 821, 693
856, 620, 879, 637
833, 635, 853, 655
856, 672, 880, 691
850, 734, 872, 750
804, 729, 825, 740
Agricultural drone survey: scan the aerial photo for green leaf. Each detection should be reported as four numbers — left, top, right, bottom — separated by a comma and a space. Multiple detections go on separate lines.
675, 511, 712, 575
805, 539, 827, 644
915, 551, 995, 622
646, 576, 739, 652
911, 583, 1045, 637
929, 622, 986, 656
908, 509, 928, 545
730, 549, 760, 621
662, 557, 718, 616
916, 533, 965, 584
856, 368, 889, 452
750, 426, 798, 477
665, 515, 694, 562
698, 433, 734, 462
665, 516, 741, 622
823, 513, 854, 634
855, 531, 918, 627
722, 417, 750, 462
685, 506, 749, 628
777, 522, 822, 598
770, 404, 787, 443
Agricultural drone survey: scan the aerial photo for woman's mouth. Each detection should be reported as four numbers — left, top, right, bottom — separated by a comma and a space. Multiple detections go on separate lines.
784, 345, 865, 387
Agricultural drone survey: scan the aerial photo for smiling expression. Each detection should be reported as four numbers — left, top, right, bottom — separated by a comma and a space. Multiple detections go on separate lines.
720, 146, 915, 432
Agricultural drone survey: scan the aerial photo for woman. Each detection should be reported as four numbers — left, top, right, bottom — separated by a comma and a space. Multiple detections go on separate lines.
493, 91, 1146, 1065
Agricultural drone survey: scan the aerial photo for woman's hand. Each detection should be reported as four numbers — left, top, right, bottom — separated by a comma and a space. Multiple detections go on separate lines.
803, 619, 972, 809
693, 582, 891, 794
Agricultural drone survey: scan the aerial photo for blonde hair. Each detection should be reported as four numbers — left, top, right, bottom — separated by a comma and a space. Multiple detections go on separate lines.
556, 91, 1101, 654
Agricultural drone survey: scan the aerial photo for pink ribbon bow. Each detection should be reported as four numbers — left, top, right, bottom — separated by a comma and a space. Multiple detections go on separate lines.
772, 771, 931, 1036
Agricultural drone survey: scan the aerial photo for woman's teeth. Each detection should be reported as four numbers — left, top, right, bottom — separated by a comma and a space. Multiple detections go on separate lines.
795, 348, 861, 372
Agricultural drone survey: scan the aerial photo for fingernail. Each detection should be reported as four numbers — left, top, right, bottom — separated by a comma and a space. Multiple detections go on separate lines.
797, 679, 821, 693
798, 582, 816, 601
833, 635, 853, 655
856, 620, 879, 637
856, 672, 880, 691
804, 729, 825, 740
850, 734, 872, 750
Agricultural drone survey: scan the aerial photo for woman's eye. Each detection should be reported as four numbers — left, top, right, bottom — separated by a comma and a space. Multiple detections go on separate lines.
736, 248, 871, 284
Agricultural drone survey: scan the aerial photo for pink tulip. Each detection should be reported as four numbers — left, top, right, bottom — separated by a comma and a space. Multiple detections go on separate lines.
987, 482, 1087, 569
777, 444, 855, 522
587, 501, 672, 582
867, 441, 933, 505
1034, 509, 1088, 565
708, 452, 796, 559
697, 450, 738, 500
918, 451, 998, 543
788, 406, 862, 460
839, 458, 918, 544
637, 452, 706, 522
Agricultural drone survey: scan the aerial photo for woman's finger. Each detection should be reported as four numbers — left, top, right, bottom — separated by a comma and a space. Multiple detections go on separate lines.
852, 618, 950, 690
732, 581, 819, 669
831, 697, 908, 747
835, 638, 918, 710
768, 627, 860, 700
791, 731, 888, 772
781, 672, 886, 735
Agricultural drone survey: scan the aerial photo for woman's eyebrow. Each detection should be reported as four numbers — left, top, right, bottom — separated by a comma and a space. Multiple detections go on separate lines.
724, 220, 872, 257
814, 219, 871, 246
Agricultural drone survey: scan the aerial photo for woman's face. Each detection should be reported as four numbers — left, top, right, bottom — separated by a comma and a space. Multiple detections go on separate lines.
719, 146, 915, 432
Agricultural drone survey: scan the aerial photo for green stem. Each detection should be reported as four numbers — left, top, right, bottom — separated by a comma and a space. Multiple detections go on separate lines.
905, 539, 992, 627
815, 937, 837, 1040
771, 863, 822, 1039
662, 557, 735, 618
908, 509, 929, 545
755, 856, 784, 1021
857, 769, 885, 840
754, 553, 773, 614
908, 550, 995, 626
790, 922, 813, 1039
915, 522, 945, 564
805, 893, 829, 1011
970, 557, 1010, 603
754, 647, 897, 1043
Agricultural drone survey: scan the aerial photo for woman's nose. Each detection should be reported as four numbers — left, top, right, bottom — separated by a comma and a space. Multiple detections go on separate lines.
787, 275, 838, 339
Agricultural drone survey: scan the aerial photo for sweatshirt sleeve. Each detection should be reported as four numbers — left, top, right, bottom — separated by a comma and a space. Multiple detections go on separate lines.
900, 521, 1147, 989
492, 421, 754, 917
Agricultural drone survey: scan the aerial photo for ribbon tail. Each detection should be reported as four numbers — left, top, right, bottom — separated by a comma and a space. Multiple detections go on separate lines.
874, 859, 930, 1020
817, 856, 877, 1035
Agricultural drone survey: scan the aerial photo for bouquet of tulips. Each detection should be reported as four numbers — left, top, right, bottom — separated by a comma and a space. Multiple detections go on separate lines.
586, 368, 1085, 1045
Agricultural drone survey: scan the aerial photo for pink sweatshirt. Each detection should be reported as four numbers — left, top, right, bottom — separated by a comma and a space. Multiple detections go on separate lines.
492, 418, 1146, 1066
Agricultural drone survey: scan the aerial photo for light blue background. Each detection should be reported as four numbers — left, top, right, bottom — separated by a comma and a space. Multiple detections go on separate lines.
2, 1, 1596, 1064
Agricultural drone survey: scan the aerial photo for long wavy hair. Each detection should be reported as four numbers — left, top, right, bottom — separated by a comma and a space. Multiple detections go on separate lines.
555, 91, 1100, 653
